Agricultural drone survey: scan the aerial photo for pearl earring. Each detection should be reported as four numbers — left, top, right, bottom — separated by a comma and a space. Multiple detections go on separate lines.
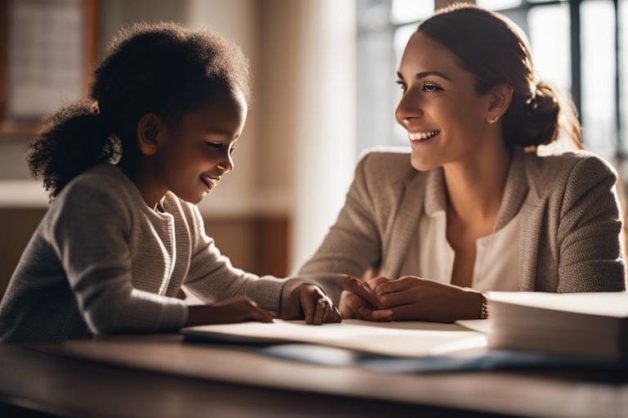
488, 116, 499, 124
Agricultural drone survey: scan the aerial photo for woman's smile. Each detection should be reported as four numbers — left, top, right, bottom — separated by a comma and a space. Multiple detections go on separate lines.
408, 129, 441, 147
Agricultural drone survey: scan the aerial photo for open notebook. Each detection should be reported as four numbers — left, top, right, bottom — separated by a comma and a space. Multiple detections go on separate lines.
181, 319, 488, 357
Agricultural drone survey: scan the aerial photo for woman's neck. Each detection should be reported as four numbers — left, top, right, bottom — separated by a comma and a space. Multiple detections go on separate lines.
443, 136, 511, 227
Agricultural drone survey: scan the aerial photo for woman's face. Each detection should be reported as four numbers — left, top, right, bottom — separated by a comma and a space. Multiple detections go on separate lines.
395, 32, 495, 172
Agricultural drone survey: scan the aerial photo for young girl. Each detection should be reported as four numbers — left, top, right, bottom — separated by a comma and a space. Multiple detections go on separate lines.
0, 23, 342, 343
299, 4, 626, 322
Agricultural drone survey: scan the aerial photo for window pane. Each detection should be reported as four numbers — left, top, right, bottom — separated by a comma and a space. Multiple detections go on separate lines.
476, 0, 522, 10
357, 0, 391, 30
357, 0, 396, 154
581, 0, 616, 157
391, 0, 433, 24
528, 5, 571, 100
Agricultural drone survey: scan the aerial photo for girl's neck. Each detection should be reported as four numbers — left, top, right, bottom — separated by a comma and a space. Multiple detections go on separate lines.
443, 136, 511, 226
118, 159, 165, 210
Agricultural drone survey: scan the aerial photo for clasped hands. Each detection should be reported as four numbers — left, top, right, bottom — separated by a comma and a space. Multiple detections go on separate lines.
339, 275, 484, 323
187, 276, 483, 327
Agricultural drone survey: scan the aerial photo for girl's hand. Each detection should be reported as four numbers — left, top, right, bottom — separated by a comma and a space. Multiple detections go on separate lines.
370, 276, 484, 323
281, 284, 341, 325
338, 275, 389, 321
186, 297, 276, 326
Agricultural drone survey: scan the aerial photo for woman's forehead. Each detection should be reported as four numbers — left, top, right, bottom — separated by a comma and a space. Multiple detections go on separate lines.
398, 32, 468, 81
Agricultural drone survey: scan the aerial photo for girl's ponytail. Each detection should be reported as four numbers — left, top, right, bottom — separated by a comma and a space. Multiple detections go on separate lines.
27, 102, 118, 199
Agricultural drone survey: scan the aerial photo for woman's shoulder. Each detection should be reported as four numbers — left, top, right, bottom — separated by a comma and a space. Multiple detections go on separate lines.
356, 147, 418, 183
520, 150, 618, 197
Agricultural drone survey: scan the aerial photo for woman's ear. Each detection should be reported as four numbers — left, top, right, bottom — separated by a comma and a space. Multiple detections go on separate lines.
486, 84, 513, 124
137, 113, 166, 156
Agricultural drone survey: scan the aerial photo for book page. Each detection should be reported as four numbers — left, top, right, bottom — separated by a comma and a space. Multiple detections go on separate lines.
182, 319, 487, 357
487, 291, 628, 317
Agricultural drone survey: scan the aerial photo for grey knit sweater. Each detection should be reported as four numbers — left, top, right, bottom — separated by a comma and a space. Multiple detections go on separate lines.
0, 164, 289, 343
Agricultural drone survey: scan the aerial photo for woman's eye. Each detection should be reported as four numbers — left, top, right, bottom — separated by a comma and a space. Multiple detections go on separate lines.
423, 83, 442, 92
396, 81, 407, 92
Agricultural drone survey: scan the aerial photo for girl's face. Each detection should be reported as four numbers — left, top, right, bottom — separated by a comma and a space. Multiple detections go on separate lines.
151, 88, 248, 205
395, 32, 495, 172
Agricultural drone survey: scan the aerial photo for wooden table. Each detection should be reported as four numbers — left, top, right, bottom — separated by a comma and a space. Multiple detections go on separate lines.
0, 334, 627, 418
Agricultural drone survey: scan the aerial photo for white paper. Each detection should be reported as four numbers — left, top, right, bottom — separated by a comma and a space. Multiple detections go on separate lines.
182, 319, 487, 357
487, 291, 628, 317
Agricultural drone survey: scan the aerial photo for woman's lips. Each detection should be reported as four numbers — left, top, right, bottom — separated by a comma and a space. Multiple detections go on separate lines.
409, 129, 440, 146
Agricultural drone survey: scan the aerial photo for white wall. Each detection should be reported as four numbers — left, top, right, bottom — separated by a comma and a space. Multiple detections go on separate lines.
291, 0, 357, 271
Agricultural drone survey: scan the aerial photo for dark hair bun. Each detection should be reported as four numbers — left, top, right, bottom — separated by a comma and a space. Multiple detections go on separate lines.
505, 81, 561, 148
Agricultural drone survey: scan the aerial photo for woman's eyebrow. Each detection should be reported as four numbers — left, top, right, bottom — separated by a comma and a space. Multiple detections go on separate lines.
396, 70, 452, 81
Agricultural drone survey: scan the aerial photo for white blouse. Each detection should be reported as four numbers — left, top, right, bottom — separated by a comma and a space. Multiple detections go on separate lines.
399, 201, 522, 292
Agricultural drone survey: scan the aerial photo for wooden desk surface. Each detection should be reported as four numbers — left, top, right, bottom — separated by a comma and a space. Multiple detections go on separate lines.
0, 334, 627, 418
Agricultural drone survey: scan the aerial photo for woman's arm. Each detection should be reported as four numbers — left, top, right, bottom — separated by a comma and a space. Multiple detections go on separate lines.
297, 153, 384, 303
556, 155, 626, 291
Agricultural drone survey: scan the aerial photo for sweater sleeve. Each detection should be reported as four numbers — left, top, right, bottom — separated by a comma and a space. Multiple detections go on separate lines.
183, 205, 287, 312
557, 156, 626, 292
296, 153, 383, 303
45, 180, 188, 335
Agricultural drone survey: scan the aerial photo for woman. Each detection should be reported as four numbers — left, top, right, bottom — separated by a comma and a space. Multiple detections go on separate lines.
299, 4, 626, 322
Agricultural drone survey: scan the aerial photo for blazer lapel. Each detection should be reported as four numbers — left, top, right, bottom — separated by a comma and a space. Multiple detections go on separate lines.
382, 170, 433, 278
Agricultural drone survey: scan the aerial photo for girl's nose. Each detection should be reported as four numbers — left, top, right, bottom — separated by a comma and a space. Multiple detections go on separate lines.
395, 92, 424, 128
217, 154, 234, 174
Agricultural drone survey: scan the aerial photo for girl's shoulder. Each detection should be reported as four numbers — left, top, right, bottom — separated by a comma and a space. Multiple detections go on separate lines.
52, 164, 136, 213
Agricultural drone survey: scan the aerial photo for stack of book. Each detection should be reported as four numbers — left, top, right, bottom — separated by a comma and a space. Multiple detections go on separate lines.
487, 292, 628, 360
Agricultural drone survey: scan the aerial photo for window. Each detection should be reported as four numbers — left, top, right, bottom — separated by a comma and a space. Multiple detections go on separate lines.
356, 0, 627, 161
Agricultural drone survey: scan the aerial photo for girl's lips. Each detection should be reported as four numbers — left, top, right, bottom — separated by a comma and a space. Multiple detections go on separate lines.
201, 175, 219, 190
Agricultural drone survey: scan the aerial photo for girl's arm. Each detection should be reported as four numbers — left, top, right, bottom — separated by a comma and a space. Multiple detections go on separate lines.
183, 206, 341, 324
46, 180, 188, 335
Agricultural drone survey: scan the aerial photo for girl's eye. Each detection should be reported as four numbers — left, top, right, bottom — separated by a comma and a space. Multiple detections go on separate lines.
423, 83, 442, 92
206, 142, 223, 149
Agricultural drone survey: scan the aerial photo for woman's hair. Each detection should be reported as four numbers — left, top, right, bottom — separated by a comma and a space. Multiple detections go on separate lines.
417, 4, 582, 151
28, 22, 250, 198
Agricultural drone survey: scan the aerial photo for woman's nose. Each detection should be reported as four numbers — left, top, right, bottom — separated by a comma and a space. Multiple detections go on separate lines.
395, 92, 423, 128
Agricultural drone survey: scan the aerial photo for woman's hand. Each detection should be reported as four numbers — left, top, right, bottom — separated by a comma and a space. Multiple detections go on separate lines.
186, 296, 276, 326
281, 284, 341, 325
369, 276, 484, 323
338, 275, 389, 321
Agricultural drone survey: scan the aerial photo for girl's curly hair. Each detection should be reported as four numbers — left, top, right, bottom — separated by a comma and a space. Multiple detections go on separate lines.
28, 22, 250, 198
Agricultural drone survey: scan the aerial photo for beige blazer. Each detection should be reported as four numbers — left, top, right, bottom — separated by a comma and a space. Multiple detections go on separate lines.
299, 148, 626, 303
